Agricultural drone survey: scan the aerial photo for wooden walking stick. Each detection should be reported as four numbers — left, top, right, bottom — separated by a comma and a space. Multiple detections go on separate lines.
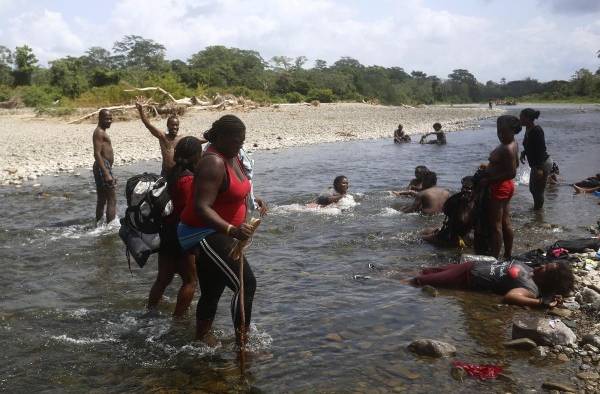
230, 217, 261, 374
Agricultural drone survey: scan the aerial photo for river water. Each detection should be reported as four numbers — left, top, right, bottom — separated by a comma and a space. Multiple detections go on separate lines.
1, 104, 599, 393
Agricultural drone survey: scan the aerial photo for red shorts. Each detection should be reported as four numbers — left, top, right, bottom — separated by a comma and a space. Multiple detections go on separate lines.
490, 180, 515, 201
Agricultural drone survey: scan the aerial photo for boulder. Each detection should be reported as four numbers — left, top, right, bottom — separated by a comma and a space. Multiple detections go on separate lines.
503, 338, 538, 350
581, 287, 600, 310
407, 339, 456, 358
512, 317, 576, 346
581, 334, 600, 349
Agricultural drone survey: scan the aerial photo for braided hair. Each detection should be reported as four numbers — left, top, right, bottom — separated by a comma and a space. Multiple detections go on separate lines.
208, 115, 246, 140
497, 115, 522, 135
166, 136, 203, 187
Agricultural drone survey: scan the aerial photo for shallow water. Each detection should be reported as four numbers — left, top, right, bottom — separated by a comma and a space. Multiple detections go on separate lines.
1, 104, 599, 393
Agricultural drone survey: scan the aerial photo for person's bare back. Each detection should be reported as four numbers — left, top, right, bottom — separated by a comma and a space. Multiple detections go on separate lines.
419, 186, 450, 214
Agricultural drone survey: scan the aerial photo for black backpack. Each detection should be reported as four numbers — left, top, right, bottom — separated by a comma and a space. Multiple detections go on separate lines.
118, 173, 173, 269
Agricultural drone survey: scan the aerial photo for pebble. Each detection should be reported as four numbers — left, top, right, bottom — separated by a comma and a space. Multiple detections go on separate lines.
504, 338, 538, 350
421, 285, 438, 297
577, 371, 600, 380
541, 381, 577, 392
580, 364, 591, 371
325, 333, 343, 342
557, 353, 570, 362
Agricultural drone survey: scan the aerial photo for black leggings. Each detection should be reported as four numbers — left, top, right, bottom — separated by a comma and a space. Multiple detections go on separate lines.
529, 167, 547, 210
196, 233, 256, 330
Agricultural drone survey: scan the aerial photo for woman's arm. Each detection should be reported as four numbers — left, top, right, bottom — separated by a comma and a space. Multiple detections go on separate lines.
503, 288, 549, 307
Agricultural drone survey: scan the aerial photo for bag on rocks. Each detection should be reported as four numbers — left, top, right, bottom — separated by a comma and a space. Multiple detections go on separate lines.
550, 238, 600, 254
118, 173, 173, 269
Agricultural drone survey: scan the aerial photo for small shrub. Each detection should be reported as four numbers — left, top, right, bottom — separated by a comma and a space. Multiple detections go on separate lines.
284, 92, 305, 103
306, 88, 335, 103
0, 85, 14, 102
19, 85, 61, 107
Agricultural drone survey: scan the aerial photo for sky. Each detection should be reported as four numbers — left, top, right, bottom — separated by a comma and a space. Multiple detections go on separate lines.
0, 0, 599, 82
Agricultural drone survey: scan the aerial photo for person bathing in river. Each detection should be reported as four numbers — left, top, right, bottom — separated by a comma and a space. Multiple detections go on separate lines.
392, 166, 429, 195
411, 260, 574, 308
400, 171, 450, 214
178, 115, 258, 346
573, 173, 600, 194
393, 124, 411, 143
316, 176, 351, 206
520, 108, 553, 210
476, 115, 520, 259
92, 109, 116, 224
420, 123, 446, 145
422, 176, 475, 247
147, 136, 202, 318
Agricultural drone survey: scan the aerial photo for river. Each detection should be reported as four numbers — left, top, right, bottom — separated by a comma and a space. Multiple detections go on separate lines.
1, 104, 599, 393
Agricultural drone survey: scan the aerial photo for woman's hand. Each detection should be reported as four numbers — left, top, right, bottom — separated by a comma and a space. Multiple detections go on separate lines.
231, 223, 253, 240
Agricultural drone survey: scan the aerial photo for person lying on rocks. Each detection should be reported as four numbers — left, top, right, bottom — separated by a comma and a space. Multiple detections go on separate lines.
394, 124, 411, 143
572, 173, 600, 194
393, 165, 430, 195
400, 171, 450, 214
420, 122, 447, 145
316, 176, 350, 206
422, 176, 475, 247
411, 260, 574, 308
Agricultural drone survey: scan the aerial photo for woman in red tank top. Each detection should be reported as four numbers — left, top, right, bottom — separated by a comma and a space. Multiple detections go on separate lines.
178, 115, 257, 345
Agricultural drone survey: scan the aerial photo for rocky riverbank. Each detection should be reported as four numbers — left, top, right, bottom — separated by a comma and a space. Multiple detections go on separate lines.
0, 103, 502, 186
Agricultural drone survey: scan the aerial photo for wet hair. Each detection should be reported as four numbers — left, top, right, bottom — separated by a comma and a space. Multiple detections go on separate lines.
208, 114, 246, 140
421, 171, 437, 189
497, 115, 522, 135
433, 122, 442, 131
538, 262, 575, 296
415, 165, 429, 179
166, 136, 203, 187
333, 175, 347, 186
520, 108, 540, 122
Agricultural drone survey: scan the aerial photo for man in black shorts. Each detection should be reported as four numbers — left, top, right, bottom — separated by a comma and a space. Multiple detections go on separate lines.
92, 109, 116, 224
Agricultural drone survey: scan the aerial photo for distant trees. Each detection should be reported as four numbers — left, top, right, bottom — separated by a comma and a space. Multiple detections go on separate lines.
0, 37, 598, 107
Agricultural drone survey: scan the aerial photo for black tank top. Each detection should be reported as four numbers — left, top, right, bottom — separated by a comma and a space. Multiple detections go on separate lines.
469, 261, 539, 297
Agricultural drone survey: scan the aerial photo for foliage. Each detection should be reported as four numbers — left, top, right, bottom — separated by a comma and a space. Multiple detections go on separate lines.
0, 84, 13, 101
0, 38, 598, 108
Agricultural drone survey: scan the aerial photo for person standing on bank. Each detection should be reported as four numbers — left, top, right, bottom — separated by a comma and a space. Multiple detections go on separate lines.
178, 115, 256, 346
520, 108, 552, 210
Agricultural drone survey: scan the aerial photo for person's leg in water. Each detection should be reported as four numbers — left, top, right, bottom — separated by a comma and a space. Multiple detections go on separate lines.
529, 167, 547, 210
487, 196, 503, 258
412, 262, 473, 288
195, 234, 256, 345
95, 188, 107, 223
501, 200, 513, 259
147, 251, 176, 311
173, 252, 197, 318
105, 185, 117, 223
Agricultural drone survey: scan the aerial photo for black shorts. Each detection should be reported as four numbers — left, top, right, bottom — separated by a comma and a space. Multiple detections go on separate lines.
160, 222, 183, 257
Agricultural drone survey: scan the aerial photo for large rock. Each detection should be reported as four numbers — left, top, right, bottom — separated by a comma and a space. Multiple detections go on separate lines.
581, 334, 600, 348
512, 317, 576, 346
580, 287, 600, 310
407, 339, 456, 357
541, 381, 576, 392
503, 338, 538, 350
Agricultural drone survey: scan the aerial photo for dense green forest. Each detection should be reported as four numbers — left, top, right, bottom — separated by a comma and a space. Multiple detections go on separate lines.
0, 35, 599, 110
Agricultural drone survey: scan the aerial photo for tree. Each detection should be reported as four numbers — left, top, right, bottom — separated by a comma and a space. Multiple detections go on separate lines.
49, 56, 89, 98
0, 46, 13, 85
13, 45, 38, 86
314, 59, 327, 70
270, 55, 293, 71
112, 35, 166, 70
82, 46, 113, 68
411, 70, 427, 79
293, 56, 308, 70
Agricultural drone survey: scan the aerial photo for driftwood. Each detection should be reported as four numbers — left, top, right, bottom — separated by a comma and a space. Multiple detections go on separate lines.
123, 87, 178, 103
67, 104, 136, 124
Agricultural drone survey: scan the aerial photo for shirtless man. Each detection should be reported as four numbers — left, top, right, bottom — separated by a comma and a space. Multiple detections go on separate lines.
419, 123, 447, 145
478, 115, 521, 259
402, 171, 450, 214
135, 97, 183, 175
92, 109, 116, 224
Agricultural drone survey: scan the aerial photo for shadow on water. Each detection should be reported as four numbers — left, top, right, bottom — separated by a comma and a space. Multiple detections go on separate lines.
0, 104, 599, 392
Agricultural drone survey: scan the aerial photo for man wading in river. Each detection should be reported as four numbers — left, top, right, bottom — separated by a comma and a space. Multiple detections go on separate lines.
92, 109, 116, 224
135, 97, 195, 175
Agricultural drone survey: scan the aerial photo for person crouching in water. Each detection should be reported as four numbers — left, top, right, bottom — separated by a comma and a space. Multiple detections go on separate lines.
394, 124, 411, 143
178, 115, 256, 345
422, 176, 475, 247
420, 122, 446, 145
411, 260, 574, 308
401, 171, 450, 214
476, 115, 520, 259
316, 175, 350, 206
147, 136, 203, 317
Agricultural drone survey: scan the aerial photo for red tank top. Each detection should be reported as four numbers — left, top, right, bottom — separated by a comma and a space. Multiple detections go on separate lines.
181, 148, 250, 228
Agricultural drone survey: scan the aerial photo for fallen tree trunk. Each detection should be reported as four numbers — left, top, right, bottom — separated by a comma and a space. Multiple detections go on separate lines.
123, 87, 178, 103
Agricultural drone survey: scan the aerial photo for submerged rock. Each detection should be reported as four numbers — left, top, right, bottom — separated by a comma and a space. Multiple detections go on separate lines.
512, 317, 576, 346
541, 381, 576, 392
407, 339, 456, 358
421, 285, 438, 297
503, 338, 537, 350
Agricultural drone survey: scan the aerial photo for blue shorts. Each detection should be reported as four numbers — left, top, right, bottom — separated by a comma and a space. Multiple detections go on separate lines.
177, 222, 215, 252
93, 159, 114, 189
